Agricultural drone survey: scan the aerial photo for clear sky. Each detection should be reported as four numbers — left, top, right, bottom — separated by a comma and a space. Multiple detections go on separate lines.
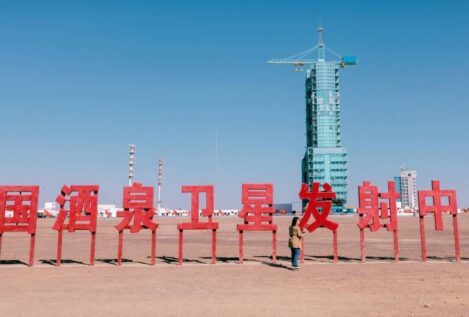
1, 0, 468, 209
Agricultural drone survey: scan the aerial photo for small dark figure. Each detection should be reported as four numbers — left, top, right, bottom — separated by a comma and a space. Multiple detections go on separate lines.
288, 216, 303, 269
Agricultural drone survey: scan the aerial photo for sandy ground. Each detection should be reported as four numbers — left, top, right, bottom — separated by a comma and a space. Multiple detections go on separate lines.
1, 215, 469, 316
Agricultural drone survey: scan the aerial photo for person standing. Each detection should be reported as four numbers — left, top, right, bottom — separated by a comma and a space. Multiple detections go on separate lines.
288, 217, 303, 269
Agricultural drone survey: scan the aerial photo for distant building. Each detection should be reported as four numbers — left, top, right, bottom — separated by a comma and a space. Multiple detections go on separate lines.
394, 176, 401, 201
399, 168, 417, 210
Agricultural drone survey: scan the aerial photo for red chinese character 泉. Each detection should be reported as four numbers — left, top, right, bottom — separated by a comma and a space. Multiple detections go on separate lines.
236, 184, 277, 264
115, 182, 158, 265
0, 186, 39, 266
53, 185, 99, 266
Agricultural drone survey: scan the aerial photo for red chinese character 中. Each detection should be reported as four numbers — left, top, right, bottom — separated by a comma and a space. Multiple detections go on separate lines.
53, 185, 99, 266
418, 180, 460, 262
115, 182, 158, 265
0, 186, 39, 266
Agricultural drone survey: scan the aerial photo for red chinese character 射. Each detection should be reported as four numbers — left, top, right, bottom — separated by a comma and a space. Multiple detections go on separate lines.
357, 180, 400, 261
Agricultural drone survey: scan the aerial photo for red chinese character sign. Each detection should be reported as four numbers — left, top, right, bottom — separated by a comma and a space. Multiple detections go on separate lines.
53, 185, 99, 266
115, 182, 158, 265
418, 180, 460, 262
0, 186, 39, 266
357, 181, 400, 262
177, 186, 218, 265
298, 182, 338, 262
236, 184, 277, 264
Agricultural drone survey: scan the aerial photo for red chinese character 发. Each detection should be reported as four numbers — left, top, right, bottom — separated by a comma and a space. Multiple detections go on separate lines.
115, 182, 158, 265
0, 186, 39, 266
358, 181, 400, 232
299, 182, 337, 232
357, 180, 400, 262
236, 184, 277, 264
418, 180, 460, 262
177, 186, 218, 265
53, 185, 99, 266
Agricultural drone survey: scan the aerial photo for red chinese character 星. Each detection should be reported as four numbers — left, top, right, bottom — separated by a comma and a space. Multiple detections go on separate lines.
115, 182, 158, 265
236, 184, 277, 264
0, 186, 39, 266
53, 185, 99, 266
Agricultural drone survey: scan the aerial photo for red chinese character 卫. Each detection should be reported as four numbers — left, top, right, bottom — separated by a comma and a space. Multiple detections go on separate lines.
357, 180, 400, 262
0, 186, 39, 266
236, 184, 277, 264
115, 182, 158, 265
177, 186, 218, 265
418, 180, 460, 262
298, 182, 338, 262
53, 185, 99, 266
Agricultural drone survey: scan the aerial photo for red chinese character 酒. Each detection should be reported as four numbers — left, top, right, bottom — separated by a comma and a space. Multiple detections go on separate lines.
115, 182, 158, 265
0, 186, 39, 266
53, 185, 99, 266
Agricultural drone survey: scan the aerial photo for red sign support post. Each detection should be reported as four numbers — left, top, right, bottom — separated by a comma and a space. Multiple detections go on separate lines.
53, 185, 99, 266
0, 186, 39, 266
418, 180, 460, 262
357, 181, 400, 262
237, 184, 277, 264
115, 182, 158, 265
298, 182, 338, 263
177, 186, 218, 265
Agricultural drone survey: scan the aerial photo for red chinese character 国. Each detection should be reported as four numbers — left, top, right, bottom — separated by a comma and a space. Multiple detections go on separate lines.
0, 186, 39, 266
53, 185, 99, 266
115, 182, 158, 265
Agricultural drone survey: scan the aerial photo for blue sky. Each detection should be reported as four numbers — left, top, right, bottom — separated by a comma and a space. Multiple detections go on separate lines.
1, 0, 468, 209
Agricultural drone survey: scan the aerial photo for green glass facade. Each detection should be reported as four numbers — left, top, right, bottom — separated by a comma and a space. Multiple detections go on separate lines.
301, 28, 348, 204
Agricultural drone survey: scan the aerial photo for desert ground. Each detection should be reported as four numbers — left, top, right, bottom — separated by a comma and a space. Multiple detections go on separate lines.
1, 215, 469, 316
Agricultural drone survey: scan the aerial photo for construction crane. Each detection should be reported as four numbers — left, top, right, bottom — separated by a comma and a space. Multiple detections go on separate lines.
267, 25, 357, 71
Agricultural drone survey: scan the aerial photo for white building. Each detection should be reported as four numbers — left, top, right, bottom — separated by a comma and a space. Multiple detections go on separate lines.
400, 167, 417, 210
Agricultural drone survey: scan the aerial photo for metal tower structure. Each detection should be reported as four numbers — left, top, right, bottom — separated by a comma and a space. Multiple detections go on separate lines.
157, 158, 164, 216
268, 26, 357, 207
128, 144, 136, 186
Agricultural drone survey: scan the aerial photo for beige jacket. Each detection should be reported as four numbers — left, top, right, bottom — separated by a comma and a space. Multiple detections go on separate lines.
288, 225, 303, 249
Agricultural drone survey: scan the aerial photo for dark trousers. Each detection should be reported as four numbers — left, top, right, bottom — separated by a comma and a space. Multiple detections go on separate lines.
291, 247, 300, 267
